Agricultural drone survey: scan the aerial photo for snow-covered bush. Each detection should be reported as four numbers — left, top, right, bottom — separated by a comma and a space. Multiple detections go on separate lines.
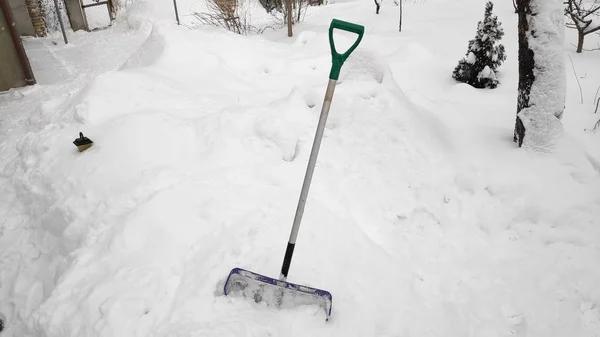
452, 1, 506, 89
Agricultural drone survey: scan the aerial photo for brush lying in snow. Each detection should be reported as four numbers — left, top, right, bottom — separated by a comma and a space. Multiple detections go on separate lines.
73, 132, 93, 152
223, 18, 365, 321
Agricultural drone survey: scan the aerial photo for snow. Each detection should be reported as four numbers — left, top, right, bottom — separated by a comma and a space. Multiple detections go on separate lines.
478, 65, 493, 79
583, 13, 600, 34
466, 51, 476, 64
1, 0, 600, 336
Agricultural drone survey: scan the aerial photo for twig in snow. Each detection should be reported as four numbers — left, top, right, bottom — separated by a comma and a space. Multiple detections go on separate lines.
592, 118, 600, 132
594, 85, 600, 111
569, 43, 600, 51
568, 54, 584, 104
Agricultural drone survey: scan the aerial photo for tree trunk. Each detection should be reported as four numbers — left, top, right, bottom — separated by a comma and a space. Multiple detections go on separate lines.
296, 0, 302, 23
514, 0, 534, 146
576, 30, 584, 53
398, 0, 402, 31
514, 0, 565, 150
286, 0, 292, 37
375, 0, 380, 14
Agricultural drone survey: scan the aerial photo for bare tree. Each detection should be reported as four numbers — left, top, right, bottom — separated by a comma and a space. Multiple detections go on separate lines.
253, 0, 309, 36
193, 0, 255, 34
375, 0, 381, 14
564, 0, 600, 53
514, 0, 566, 149
271, 0, 308, 29
293, 0, 309, 23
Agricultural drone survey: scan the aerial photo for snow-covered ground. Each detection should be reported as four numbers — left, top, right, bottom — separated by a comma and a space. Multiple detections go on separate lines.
1, 0, 599, 336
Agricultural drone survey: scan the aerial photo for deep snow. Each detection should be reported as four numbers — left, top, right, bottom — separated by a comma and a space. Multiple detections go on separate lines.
1, 0, 600, 336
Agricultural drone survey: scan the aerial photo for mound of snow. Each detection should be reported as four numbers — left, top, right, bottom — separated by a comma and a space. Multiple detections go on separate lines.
2, 13, 456, 334
3, 0, 599, 337
293, 30, 319, 46
389, 42, 435, 64
339, 49, 386, 84
120, 25, 166, 70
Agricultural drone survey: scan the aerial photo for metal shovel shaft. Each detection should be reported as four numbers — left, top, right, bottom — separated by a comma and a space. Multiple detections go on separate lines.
280, 79, 337, 281
277, 19, 364, 283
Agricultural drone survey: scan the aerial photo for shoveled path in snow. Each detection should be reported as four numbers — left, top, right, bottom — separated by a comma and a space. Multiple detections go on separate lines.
0, 16, 152, 335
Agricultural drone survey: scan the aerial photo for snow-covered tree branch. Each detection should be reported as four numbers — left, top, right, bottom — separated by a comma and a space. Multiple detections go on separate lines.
375, 0, 381, 14
564, 0, 600, 52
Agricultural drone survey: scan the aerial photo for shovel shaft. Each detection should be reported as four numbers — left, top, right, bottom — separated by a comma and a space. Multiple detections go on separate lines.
280, 79, 337, 281
279, 19, 364, 282
173, 0, 180, 25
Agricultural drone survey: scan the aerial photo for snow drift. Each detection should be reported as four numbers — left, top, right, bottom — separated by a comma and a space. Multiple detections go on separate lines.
1, 0, 599, 336
1, 4, 455, 336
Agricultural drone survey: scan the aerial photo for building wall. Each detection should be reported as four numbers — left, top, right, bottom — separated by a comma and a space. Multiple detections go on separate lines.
7, 0, 35, 36
0, 5, 27, 92
10, 0, 92, 38
64, 0, 87, 31
26, 0, 47, 36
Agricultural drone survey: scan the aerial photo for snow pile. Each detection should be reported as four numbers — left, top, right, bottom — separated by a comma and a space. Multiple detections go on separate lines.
1, 4, 451, 336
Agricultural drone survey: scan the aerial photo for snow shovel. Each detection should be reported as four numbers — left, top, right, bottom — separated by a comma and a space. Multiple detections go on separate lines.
223, 18, 365, 320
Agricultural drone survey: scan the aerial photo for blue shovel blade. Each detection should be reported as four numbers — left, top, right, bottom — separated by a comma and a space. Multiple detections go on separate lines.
223, 267, 333, 320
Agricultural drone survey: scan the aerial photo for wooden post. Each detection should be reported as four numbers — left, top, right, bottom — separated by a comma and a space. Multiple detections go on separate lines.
398, 0, 402, 31
0, 0, 35, 85
286, 0, 292, 37
173, 0, 180, 25
53, 0, 68, 44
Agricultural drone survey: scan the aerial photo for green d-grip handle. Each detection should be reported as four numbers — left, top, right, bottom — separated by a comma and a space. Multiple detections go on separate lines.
328, 19, 365, 80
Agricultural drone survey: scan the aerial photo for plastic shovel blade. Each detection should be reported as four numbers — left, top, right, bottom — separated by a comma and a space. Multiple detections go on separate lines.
223, 267, 333, 320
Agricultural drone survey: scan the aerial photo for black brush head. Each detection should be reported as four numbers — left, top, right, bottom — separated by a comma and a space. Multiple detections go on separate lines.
73, 132, 93, 146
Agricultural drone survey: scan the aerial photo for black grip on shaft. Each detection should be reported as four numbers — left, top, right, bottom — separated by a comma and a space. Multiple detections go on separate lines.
280, 242, 296, 278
